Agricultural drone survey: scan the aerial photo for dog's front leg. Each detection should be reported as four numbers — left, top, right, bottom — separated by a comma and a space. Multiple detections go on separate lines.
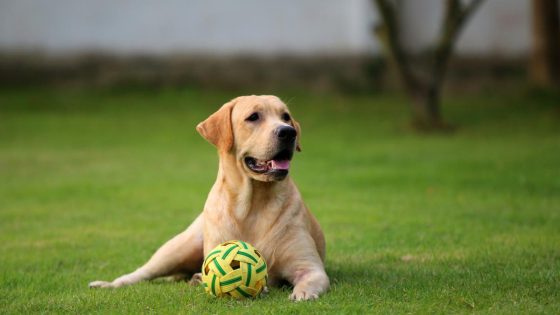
279, 239, 330, 301
89, 214, 204, 288
288, 266, 329, 301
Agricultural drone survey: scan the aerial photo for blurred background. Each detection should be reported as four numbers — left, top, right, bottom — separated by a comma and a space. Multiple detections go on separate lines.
0, 0, 556, 93
1, 1, 559, 312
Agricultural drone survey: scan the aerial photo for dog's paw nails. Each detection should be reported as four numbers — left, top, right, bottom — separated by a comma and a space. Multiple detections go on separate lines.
88, 280, 114, 288
188, 273, 203, 286
289, 290, 319, 301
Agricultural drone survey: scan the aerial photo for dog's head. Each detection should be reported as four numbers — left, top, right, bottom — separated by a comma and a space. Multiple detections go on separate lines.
197, 95, 301, 182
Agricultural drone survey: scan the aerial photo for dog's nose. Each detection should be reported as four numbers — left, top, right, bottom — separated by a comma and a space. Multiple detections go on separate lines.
275, 125, 297, 141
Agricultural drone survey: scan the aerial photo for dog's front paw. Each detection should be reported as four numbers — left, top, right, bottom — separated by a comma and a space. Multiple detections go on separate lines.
289, 288, 319, 301
188, 273, 203, 286
89, 280, 116, 288
88, 279, 126, 289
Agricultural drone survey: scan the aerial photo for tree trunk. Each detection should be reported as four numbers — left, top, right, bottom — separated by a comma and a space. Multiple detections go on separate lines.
530, 0, 560, 88
407, 83, 446, 130
373, 0, 484, 132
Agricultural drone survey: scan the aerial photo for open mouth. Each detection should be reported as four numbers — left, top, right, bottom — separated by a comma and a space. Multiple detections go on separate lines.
244, 149, 293, 175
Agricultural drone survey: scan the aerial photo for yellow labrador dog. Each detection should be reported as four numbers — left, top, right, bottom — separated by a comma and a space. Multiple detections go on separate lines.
89, 95, 329, 301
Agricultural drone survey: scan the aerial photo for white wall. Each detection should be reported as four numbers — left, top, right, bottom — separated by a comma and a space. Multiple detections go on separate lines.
0, 0, 378, 56
0, 0, 540, 57
458, 0, 531, 56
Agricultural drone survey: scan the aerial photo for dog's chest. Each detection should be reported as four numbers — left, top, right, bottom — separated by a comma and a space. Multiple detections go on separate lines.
240, 208, 290, 240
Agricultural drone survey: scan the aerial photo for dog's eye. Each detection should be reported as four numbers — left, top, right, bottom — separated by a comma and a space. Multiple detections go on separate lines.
246, 112, 260, 122
282, 113, 291, 122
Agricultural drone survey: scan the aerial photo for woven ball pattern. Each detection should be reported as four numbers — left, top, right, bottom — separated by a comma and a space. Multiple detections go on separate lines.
201, 240, 267, 299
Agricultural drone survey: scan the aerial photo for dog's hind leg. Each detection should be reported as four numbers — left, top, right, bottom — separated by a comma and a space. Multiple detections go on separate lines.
89, 214, 204, 288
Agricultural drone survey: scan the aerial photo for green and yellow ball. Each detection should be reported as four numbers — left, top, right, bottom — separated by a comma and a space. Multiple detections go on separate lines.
201, 240, 268, 299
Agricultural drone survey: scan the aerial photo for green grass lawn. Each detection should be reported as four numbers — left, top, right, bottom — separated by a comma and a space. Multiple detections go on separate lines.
1, 86, 559, 314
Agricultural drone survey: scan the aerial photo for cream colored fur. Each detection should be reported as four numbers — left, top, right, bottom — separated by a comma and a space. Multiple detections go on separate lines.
89, 95, 329, 301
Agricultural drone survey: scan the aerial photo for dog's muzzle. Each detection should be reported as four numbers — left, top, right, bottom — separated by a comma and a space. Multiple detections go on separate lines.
244, 148, 294, 177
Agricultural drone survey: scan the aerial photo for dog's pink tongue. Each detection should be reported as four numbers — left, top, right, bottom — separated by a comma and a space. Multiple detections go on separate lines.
271, 160, 290, 170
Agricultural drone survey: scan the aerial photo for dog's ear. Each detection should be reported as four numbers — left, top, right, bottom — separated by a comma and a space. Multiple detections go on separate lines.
196, 100, 235, 153
292, 118, 302, 152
